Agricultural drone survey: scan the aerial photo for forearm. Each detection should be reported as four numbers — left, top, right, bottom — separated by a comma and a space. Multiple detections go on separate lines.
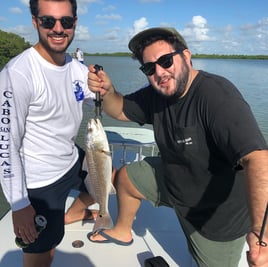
241, 150, 268, 235
1, 109, 30, 211
0, 117, 30, 211
102, 85, 129, 121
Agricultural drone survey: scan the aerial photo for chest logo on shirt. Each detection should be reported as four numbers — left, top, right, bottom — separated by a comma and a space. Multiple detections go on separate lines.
73, 80, 84, 101
176, 137, 193, 145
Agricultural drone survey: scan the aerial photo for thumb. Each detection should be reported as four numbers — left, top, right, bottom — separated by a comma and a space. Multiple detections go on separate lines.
246, 232, 260, 264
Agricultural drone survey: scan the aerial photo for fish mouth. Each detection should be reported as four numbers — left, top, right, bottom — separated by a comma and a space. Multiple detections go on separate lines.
87, 118, 100, 134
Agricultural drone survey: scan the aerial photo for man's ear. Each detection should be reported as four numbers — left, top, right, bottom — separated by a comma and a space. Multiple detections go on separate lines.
182, 49, 192, 65
182, 49, 192, 64
73, 16, 78, 29
32, 16, 38, 29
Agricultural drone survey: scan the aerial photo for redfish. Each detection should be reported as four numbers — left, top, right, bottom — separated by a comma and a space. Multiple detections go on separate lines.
84, 118, 115, 233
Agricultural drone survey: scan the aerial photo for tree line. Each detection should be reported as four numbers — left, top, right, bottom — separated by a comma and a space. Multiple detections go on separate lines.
86, 52, 268, 60
0, 29, 31, 68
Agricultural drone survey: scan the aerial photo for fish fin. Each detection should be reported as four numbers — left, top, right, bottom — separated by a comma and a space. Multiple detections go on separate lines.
102, 150, 112, 157
93, 213, 113, 233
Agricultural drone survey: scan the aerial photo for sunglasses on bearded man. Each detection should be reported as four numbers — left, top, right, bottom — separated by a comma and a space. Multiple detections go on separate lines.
140, 50, 183, 76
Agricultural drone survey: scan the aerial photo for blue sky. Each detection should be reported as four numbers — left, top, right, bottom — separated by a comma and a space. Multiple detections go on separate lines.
0, 0, 268, 55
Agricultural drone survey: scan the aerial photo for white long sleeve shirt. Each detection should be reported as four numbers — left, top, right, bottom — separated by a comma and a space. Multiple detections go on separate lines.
0, 47, 94, 211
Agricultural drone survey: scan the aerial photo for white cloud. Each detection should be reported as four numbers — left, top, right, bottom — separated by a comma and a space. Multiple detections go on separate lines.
75, 25, 90, 41
181, 15, 268, 55
10, 7, 23, 14
76, 0, 101, 15
256, 18, 268, 40
238, 17, 268, 54
178, 15, 216, 53
104, 27, 120, 41
102, 5, 116, 12
77, 5, 89, 15
190, 15, 211, 41
95, 13, 122, 21
192, 16, 207, 28
20, 0, 29, 6
129, 17, 148, 37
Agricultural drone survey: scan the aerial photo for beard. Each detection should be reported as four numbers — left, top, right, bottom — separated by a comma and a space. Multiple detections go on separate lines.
173, 58, 190, 98
155, 57, 190, 100
37, 30, 74, 54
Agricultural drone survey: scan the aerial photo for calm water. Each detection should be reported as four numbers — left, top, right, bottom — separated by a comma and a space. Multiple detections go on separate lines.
1, 57, 268, 217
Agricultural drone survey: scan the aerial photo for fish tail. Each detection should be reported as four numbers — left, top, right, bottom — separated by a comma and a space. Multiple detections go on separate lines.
93, 213, 114, 233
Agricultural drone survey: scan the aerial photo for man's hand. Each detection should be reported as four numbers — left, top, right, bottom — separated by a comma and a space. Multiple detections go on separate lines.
12, 205, 37, 245
246, 231, 268, 266
88, 64, 113, 97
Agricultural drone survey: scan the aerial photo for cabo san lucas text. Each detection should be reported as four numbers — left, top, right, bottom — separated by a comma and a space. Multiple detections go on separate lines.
1, 90, 12, 178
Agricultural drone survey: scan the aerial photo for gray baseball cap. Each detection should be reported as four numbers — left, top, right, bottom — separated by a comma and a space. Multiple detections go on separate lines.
128, 27, 188, 53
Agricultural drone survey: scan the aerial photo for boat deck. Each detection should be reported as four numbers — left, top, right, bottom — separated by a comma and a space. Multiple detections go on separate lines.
0, 127, 249, 266
0, 194, 250, 267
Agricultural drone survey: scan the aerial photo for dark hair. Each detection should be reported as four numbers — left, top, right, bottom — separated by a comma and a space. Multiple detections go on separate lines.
29, 0, 77, 17
132, 34, 187, 64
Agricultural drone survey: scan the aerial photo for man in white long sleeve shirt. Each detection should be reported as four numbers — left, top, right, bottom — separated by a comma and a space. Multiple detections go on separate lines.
0, 0, 95, 266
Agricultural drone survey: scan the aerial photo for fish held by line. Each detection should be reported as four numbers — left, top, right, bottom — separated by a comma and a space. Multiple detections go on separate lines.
84, 118, 115, 233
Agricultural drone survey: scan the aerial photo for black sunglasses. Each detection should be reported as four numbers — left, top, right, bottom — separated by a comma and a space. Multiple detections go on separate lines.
38, 16, 75, 29
140, 51, 182, 76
